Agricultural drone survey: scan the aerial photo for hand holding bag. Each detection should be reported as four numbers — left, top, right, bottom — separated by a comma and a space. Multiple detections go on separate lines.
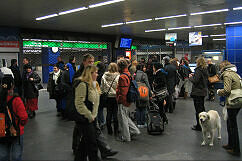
208, 74, 220, 83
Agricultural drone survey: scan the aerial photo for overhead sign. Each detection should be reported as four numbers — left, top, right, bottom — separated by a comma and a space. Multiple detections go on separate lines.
189, 32, 202, 46
0, 41, 19, 48
165, 33, 177, 41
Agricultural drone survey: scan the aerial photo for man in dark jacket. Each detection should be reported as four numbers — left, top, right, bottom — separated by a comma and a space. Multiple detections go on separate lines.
189, 57, 208, 131
164, 57, 177, 113
207, 59, 217, 101
56, 56, 65, 71
9, 59, 22, 96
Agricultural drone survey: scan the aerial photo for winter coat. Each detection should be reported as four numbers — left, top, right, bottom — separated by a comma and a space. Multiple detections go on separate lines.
47, 70, 63, 99
217, 64, 241, 108
207, 64, 217, 77
101, 72, 120, 98
116, 68, 131, 107
165, 63, 177, 93
153, 69, 167, 91
7, 96, 28, 135
61, 69, 72, 93
189, 66, 208, 97
75, 82, 100, 123
9, 65, 22, 87
135, 70, 151, 97
23, 72, 41, 99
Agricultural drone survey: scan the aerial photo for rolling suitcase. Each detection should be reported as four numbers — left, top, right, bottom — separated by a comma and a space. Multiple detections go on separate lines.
146, 101, 164, 134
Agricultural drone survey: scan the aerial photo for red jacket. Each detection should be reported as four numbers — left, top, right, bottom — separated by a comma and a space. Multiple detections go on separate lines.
116, 68, 131, 107
7, 96, 28, 136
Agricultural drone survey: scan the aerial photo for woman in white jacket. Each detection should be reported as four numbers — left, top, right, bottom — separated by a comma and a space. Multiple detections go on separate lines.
101, 63, 120, 136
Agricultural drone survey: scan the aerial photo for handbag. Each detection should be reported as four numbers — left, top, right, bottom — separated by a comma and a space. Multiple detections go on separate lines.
35, 83, 44, 90
100, 76, 117, 107
227, 74, 242, 108
208, 74, 220, 83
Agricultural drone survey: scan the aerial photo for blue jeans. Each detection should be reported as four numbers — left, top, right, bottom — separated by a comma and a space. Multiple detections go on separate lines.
136, 108, 147, 125
0, 135, 24, 161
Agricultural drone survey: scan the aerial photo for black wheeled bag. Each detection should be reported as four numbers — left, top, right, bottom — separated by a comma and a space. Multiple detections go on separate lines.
146, 101, 164, 135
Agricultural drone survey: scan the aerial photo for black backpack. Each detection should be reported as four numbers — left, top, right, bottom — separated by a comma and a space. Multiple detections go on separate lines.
67, 81, 93, 123
0, 96, 20, 143
122, 73, 139, 103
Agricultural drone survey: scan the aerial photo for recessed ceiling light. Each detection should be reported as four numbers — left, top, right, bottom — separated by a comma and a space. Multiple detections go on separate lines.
168, 26, 191, 30
36, 14, 58, 21
59, 7, 88, 15
233, 7, 242, 10
224, 21, 242, 25
213, 38, 226, 41
155, 14, 187, 20
190, 9, 229, 16
89, 0, 125, 8
145, 29, 166, 32
126, 19, 153, 24
101, 22, 124, 28
194, 24, 222, 28
210, 34, 226, 37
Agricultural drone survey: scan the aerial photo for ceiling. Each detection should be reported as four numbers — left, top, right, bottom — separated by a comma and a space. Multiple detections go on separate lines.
1, 0, 242, 41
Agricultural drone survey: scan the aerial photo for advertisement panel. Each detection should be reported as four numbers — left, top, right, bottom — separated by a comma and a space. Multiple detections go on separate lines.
189, 32, 202, 46
165, 33, 177, 41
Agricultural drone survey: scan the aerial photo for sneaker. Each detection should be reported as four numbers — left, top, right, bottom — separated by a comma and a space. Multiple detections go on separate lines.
226, 149, 241, 156
137, 125, 142, 128
191, 125, 202, 131
101, 150, 118, 159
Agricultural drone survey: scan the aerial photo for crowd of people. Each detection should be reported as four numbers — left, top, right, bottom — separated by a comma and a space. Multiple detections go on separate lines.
0, 53, 241, 161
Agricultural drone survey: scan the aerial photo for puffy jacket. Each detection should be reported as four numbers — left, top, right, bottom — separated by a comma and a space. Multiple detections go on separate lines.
189, 66, 208, 97
101, 72, 120, 98
218, 64, 241, 108
153, 69, 167, 91
7, 96, 28, 136
116, 68, 131, 107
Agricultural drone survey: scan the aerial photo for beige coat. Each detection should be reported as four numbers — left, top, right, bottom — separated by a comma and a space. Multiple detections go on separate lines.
75, 82, 100, 122
100, 72, 120, 97
218, 64, 241, 108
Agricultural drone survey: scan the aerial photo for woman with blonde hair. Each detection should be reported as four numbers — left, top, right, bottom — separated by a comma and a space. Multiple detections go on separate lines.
73, 65, 101, 161
189, 57, 208, 131
101, 63, 120, 136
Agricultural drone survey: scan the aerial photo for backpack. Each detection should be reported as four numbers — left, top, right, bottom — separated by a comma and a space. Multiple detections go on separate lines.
122, 73, 139, 103
0, 96, 20, 143
66, 81, 93, 122
135, 72, 149, 108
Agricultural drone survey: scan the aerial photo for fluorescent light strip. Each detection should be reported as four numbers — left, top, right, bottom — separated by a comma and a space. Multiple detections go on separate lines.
190, 9, 229, 16
102, 22, 124, 28
36, 14, 58, 21
194, 23, 222, 28
224, 21, 242, 25
201, 35, 209, 37
210, 34, 226, 37
213, 38, 226, 41
155, 14, 187, 20
126, 19, 152, 24
89, 0, 125, 8
59, 7, 88, 15
168, 26, 191, 30
233, 7, 242, 10
145, 29, 166, 32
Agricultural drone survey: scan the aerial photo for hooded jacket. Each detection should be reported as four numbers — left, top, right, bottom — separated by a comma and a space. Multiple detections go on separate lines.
100, 72, 120, 98
218, 64, 241, 107
189, 66, 208, 97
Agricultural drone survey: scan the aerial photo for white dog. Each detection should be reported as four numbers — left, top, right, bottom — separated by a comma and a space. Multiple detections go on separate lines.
199, 110, 221, 146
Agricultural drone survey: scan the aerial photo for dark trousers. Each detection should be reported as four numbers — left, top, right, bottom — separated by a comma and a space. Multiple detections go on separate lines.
136, 107, 146, 125
166, 94, 174, 113
106, 97, 119, 134
193, 96, 205, 128
72, 123, 111, 155
208, 84, 215, 100
74, 122, 99, 161
227, 108, 241, 153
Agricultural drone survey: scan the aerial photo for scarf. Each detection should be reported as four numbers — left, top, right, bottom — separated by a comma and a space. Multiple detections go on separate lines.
53, 70, 61, 85
66, 63, 75, 83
